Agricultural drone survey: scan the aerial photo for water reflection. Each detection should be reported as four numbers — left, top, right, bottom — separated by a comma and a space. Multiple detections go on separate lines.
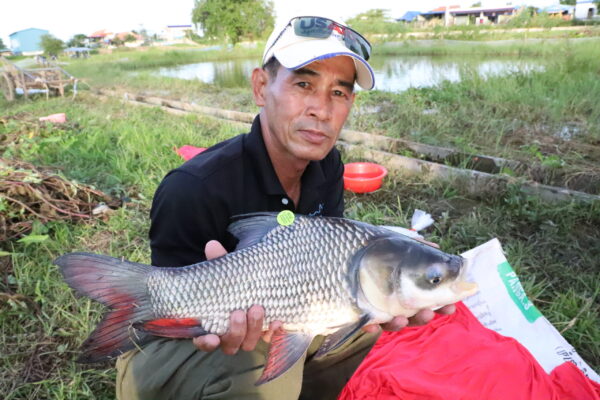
156, 55, 543, 92
369, 56, 543, 91
157, 59, 257, 88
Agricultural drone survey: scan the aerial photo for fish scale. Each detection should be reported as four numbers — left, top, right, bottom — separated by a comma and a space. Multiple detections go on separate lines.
146, 217, 373, 335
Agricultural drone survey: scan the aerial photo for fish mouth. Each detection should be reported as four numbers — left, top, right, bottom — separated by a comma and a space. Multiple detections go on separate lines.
451, 256, 479, 297
451, 281, 479, 297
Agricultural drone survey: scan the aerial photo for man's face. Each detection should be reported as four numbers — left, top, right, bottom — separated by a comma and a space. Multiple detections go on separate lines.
252, 56, 356, 163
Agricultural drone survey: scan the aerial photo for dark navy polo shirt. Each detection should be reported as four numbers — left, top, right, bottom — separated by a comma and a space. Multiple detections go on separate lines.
149, 115, 345, 267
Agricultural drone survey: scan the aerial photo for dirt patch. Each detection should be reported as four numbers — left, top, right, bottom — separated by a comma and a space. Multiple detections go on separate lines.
0, 158, 121, 242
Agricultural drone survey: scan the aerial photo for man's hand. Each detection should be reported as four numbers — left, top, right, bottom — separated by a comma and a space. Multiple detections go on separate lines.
362, 304, 456, 333
192, 240, 283, 355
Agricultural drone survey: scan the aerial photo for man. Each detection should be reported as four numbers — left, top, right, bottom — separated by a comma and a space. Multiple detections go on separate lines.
116, 13, 454, 400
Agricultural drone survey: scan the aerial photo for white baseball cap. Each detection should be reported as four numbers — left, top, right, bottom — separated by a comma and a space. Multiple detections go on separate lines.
262, 15, 375, 90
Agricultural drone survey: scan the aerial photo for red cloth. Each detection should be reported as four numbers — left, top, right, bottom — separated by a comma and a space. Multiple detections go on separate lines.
340, 302, 600, 400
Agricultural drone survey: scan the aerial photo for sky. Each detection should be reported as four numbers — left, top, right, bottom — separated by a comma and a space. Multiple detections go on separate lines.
0, 0, 557, 47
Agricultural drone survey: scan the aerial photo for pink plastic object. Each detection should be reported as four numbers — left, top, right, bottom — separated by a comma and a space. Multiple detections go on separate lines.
343, 162, 388, 193
176, 145, 207, 161
39, 113, 66, 123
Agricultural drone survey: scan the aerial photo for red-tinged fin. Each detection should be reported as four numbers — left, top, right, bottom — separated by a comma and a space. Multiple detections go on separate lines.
54, 252, 154, 363
255, 331, 313, 386
133, 318, 207, 338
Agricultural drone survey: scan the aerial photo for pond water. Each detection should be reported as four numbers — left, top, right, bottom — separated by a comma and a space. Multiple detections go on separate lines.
156, 55, 544, 92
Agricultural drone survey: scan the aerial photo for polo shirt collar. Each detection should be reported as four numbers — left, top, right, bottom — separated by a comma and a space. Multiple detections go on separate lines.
245, 115, 328, 196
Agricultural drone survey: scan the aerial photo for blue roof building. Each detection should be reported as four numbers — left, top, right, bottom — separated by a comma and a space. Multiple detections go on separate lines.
9, 28, 49, 55
539, 5, 575, 15
397, 11, 421, 23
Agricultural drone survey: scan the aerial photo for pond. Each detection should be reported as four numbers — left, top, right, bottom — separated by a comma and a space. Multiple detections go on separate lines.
156, 54, 544, 92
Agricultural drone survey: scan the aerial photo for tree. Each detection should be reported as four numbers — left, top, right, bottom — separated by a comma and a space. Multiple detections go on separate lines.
192, 0, 274, 45
559, 0, 575, 4
0, 37, 6, 49
40, 34, 64, 56
124, 33, 137, 43
67, 34, 87, 48
347, 9, 390, 24
346, 9, 402, 36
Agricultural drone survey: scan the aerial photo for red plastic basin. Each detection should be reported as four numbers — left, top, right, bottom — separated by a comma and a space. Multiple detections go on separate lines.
343, 162, 388, 193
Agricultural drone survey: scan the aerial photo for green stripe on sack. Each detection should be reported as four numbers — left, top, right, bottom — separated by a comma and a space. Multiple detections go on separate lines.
497, 261, 542, 323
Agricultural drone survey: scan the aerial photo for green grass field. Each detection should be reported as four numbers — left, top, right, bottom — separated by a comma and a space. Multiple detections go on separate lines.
1, 37, 599, 398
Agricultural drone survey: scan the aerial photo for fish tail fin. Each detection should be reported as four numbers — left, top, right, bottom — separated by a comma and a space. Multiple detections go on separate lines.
54, 252, 154, 363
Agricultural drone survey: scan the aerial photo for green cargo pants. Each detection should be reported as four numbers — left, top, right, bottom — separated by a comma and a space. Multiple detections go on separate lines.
116, 330, 379, 400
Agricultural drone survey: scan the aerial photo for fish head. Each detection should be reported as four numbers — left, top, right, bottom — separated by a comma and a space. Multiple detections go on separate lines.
354, 236, 478, 318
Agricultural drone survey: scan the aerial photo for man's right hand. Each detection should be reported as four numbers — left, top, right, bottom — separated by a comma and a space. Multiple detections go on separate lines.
192, 240, 283, 355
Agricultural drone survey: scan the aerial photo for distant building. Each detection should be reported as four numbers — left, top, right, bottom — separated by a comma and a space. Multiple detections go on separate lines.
451, 6, 517, 25
397, 11, 421, 23
88, 29, 113, 45
9, 28, 49, 55
113, 31, 144, 47
539, 5, 575, 20
575, 0, 598, 20
418, 5, 517, 26
418, 5, 460, 25
164, 25, 193, 42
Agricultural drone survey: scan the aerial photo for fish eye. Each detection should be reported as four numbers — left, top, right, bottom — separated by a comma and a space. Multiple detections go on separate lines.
425, 266, 444, 285
429, 276, 442, 285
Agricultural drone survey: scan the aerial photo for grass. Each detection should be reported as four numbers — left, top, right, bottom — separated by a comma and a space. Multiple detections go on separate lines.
1, 37, 599, 398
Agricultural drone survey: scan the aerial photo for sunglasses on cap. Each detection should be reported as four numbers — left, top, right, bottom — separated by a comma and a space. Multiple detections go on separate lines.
266, 16, 372, 62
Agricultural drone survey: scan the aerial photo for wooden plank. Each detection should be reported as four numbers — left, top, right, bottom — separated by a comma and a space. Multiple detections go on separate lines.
339, 129, 523, 173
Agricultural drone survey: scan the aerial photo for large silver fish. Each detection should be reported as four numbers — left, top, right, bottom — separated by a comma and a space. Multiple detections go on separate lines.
55, 212, 478, 384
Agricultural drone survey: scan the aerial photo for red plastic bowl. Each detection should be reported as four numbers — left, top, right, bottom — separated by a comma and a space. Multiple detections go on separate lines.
343, 162, 388, 193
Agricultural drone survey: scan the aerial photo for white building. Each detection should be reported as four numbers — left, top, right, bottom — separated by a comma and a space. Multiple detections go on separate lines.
163, 25, 194, 42
575, 0, 598, 19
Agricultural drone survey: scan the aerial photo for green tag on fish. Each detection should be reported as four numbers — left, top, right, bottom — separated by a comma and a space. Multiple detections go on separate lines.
497, 261, 542, 323
277, 210, 295, 226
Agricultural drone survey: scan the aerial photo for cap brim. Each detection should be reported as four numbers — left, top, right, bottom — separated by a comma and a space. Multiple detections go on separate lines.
273, 38, 375, 90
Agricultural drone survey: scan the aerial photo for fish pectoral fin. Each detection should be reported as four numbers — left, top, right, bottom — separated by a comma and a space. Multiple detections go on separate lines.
228, 213, 283, 250
133, 318, 207, 338
256, 331, 313, 386
314, 314, 371, 359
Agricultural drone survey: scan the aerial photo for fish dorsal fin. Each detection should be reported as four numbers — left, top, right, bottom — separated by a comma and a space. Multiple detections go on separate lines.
256, 331, 313, 385
314, 314, 371, 358
228, 212, 285, 250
